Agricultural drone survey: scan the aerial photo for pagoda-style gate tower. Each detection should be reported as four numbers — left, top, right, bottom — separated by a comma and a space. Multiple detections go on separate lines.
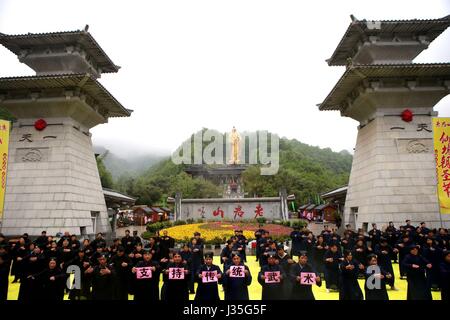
0, 27, 131, 237
319, 16, 450, 229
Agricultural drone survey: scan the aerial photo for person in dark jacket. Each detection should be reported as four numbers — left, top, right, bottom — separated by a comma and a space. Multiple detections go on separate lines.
223, 253, 252, 300
289, 251, 322, 300
402, 245, 432, 300
194, 252, 222, 301
339, 250, 364, 300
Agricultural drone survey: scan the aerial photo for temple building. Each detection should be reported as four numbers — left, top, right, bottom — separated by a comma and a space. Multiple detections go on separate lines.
318, 16, 450, 229
0, 26, 132, 238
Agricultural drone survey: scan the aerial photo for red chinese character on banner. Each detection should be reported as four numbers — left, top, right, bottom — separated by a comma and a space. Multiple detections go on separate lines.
443, 181, 450, 197
213, 207, 224, 219
254, 204, 264, 219
442, 169, 450, 181
233, 205, 244, 219
440, 155, 450, 169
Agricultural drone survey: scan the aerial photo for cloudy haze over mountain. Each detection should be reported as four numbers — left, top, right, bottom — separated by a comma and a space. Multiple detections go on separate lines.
1, 0, 449, 157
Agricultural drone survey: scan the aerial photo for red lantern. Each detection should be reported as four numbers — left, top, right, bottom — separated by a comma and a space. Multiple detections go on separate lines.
401, 109, 413, 122
34, 119, 47, 131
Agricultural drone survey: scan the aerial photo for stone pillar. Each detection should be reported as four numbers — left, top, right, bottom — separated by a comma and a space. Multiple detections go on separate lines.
344, 109, 449, 229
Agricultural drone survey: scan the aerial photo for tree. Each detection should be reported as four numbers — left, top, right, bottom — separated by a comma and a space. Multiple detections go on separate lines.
96, 155, 115, 189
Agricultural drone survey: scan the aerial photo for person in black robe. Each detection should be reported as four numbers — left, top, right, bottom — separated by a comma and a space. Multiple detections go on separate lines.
35, 231, 48, 249
402, 245, 433, 300
70, 235, 81, 251
274, 245, 295, 299
290, 227, 303, 258
11, 237, 28, 283
90, 233, 107, 251
339, 250, 364, 300
323, 244, 342, 292
341, 232, 355, 252
436, 228, 449, 251
258, 253, 286, 300
440, 251, 450, 301
108, 238, 121, 257
57, 231, 71, 247
257, 232, 270, 266
129, 243, 145, 267
162, 251, 190, 301
44, 241, 59, 262
58, 238, 74, 272
396, 234, 414, 279
368, 223, 382, 248
35, 258, 67, 300
67, 249, 92, 300
422, 237, 442, 291
159, 230, 175, 260
110, 246, 132, 300
364, 254, 390, 300
18, 245, 46, 301
220, 240, 234, 268
194, 252, 222, 301
230, 236, 245, 262
0, 245, 11, 301
352, 239, 369, 278
144, 237, 160, 261
132, 230, 142, 246
254, 226, 266, 262
223, 253, 252, 300
312, 235, 327, 276
89, 245, 106, 267
235, 230, 248, 262
385, 222, 399, 263
289, 251, 322, 300
304, 232, 315, 257
132, 249, 160, 301
121, 230, 135, 254
374, 238, 398, 290
87, 254, 115, 300
259, 239, 277, 267
189, 238, 203, 294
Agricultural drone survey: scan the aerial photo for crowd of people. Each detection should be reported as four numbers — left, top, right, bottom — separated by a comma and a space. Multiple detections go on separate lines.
0, 219, 449, 301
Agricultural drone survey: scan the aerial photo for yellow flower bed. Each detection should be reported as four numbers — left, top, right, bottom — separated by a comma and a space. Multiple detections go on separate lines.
162, 223, 254, 242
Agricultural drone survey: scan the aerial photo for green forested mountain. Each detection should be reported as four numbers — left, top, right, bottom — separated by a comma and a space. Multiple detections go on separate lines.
99, 129, 353, 206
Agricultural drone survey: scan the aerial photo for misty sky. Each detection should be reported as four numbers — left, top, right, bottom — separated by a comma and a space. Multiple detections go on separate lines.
0, 0, 449, 157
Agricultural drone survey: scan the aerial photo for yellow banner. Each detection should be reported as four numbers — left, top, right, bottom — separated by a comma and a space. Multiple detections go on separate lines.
433, 118, 450, 214
0, 120, 10, 219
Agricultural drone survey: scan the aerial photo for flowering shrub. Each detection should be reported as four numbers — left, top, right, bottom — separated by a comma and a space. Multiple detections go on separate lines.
157, 222, 293, 244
